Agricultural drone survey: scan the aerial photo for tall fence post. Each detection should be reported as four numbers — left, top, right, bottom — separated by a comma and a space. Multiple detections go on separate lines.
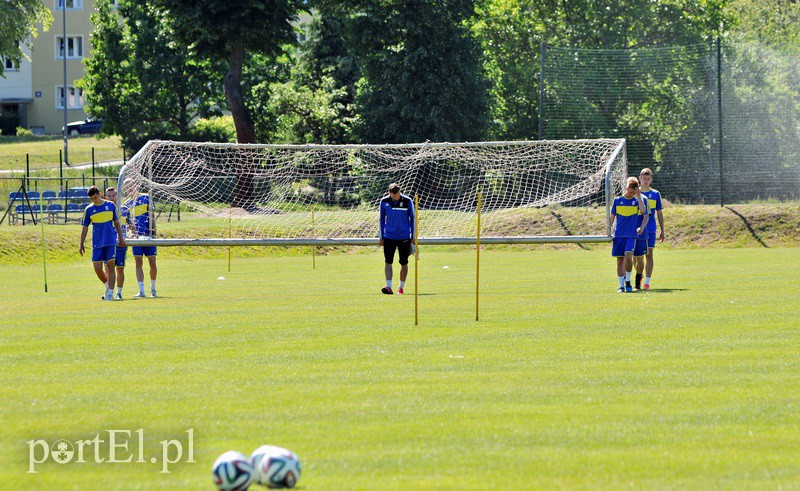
26, 154, 30, 190
92, 147, 96, 182
538, 42, 546, 141
59, 149, 63, 186
717, 38, 724, 207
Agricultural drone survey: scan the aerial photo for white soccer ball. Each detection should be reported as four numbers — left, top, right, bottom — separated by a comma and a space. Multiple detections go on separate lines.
212, 450, 255, 491
250, 445, 302, 489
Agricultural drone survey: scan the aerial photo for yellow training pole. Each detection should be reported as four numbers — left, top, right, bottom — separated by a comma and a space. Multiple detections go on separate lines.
414, 194, 419, 326
312, 206, 316, 270
39, 201, 48, 292
476, 192, 481, 321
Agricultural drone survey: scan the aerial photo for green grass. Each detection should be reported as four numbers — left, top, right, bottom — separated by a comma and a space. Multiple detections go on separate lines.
0, 134, 124, 172
2, 247, 800, 489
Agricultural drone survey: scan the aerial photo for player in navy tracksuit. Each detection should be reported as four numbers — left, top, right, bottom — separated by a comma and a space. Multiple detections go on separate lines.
378, 183, 415, 295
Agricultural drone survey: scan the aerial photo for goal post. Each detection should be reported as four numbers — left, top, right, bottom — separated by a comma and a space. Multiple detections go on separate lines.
118, 139, 627, 247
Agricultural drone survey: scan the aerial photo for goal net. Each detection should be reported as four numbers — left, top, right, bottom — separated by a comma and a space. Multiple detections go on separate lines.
118, 139, 627, 246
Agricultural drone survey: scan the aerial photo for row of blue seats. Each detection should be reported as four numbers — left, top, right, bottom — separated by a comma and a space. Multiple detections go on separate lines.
9, 190, 91, 201
13, 203, 85, 214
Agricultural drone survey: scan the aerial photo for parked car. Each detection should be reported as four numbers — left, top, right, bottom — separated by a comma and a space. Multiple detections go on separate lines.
62, 118, 103, 136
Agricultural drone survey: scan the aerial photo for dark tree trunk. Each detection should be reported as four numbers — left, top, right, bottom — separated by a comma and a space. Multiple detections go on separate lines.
224, 39, 255, 144
225, 39, 255, 208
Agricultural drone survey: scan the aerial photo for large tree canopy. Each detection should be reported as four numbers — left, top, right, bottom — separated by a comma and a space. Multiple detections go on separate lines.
81, 0, 224, 152
0, 0, 52, 76
151, 0, 303, 143
344, 0, 491, 143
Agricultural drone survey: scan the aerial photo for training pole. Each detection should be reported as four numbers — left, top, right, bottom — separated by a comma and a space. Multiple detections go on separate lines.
312, 206, 316, 270
476, 192, 481, 321
227, 214, 232, 272
414, 195, 419, 326
39, 200, 48, 292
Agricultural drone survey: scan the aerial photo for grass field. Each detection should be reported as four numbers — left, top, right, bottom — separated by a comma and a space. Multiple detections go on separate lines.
0, 134, 123, 172
2, 247, 799, 489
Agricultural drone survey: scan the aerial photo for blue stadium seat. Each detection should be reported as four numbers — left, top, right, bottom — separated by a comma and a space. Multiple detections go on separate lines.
26, 191, 40, 201
58, 190, 68, 199
47, 203, 65, 224
41, 190, 57, 201
65, 203, 85, 223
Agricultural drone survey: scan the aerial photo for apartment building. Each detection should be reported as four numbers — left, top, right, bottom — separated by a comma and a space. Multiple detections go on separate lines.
0, 0, 95, 135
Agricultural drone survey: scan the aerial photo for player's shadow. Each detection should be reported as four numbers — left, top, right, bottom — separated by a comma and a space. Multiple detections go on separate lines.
549, 210, 588, 250
724, 206, 768, 247
642, 288, 688, 293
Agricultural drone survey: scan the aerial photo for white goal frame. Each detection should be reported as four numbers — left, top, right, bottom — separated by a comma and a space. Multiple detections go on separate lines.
119, 139, 627, 247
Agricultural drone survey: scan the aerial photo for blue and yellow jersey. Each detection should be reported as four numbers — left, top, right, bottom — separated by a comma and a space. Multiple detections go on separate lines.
611, 196, 646, 238
82, 200, 119, 249
124, 194, 153, 236
641, 188, 662, 234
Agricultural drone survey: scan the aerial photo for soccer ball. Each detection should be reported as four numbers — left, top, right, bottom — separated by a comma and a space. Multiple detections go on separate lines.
250, 445, 302, 489
212, 450, 255, 491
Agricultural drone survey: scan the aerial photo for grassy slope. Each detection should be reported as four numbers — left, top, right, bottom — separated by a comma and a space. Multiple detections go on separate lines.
1, 203, 798, 267
1, 249, 799, 489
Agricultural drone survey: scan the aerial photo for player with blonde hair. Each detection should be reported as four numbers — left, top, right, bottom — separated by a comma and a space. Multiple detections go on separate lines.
609, 177, 648, 292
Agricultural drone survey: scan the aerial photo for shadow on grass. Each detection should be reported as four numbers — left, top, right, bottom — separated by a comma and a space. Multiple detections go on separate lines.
724, 206, 768, 248
641, 288, 689, 293
549, 210, 589, 250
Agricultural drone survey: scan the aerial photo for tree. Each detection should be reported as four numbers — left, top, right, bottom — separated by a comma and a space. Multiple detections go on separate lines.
250, 15, 359, 144
151, 0, 303, 144
338, 0, 491, 144
728, 0, 800, 53
81, 0, 224, 152
0, 0, 52, 77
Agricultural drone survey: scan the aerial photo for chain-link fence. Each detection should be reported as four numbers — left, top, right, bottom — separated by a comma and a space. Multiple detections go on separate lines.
541, 40, 800, 204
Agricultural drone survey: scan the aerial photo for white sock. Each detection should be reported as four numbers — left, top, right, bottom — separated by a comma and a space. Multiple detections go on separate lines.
117, 287, 123, 294
150, 280, 156, 291
138, 281, 145, 294
625, 271, 631, 282
386, 280, 392, 289
399, 281, 405, 289
618, 276, 625, 288
644, 277, 651, 286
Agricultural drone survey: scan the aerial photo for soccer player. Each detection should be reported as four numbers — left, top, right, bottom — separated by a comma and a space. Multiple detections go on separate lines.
634, 168, 665, 291
104, 187, 127, 299
610, 177, 648, 292
378, 183, 415, 295
78, 186, 126, 300
123, 179, 158, 298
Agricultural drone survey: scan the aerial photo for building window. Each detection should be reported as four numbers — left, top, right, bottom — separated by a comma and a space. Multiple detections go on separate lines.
56, 36, 84, 60
56, 86, 85, 109
2, 57, 19, 71
56, 0, 82, 9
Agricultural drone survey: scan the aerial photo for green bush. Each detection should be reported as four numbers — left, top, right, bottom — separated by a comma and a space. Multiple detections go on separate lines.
188, 116, 236, 143
15, 127, 33, 137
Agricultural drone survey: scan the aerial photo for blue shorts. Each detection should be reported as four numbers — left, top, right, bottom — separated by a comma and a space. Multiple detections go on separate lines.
646, 232, 657, 249
612, 237, 636, 257
92, 245, 116, 263
115, 247, 127, 267
634, 236, 648, 257
133, 246, 157, 257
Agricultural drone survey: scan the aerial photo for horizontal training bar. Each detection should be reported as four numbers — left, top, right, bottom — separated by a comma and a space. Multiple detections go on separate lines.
124, 236, 612, 247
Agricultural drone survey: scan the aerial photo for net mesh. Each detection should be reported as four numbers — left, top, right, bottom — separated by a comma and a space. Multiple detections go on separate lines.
120, 139, 626, 243
541, 41, 800, 203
